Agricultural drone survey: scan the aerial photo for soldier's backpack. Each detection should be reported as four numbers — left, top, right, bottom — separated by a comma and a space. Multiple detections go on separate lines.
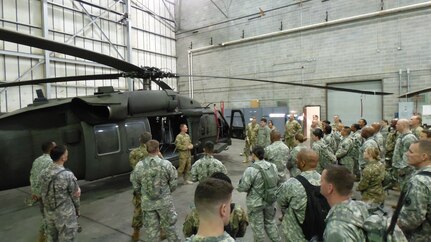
251, 163, 278, 204
294, 175, 330, 241
141, 158, 164, 200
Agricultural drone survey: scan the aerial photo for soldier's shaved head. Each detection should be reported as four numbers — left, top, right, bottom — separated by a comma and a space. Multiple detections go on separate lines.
361, 127, 375, 139
396, 119, 410, 133
270, 131, 281, 143
140, 132, 152, 144
297, 148, 318, 169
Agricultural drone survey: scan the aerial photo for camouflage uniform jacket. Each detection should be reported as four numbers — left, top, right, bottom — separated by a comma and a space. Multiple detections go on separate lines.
30, 153, 52, 196
357, 160, 386, 204
287, 143, 307, 177
175, 133, 192, 153
323, 133, 337, 154
129, 144, 148, 168
256, 126, 271, 148
284, 120, 302, 140
392, 131, 418, 169
265, 141, 290, 181
183, 204, 248, 238
39, 163, 80, 216
411, 126, 424, 139
312, 140, 336, 173
191, 155, 228, 182
277, 170, 321, 242
373, 132, 385, 157
185, 232, 235, 242
237, 159, 278, 209
398, 165, 431, 241
246, 123, 259, 146
324, 199, 368, 242
130, 155, 178, 211
385, 129, 398, 159
359, 137, 379, 168
335, 136, 354, 165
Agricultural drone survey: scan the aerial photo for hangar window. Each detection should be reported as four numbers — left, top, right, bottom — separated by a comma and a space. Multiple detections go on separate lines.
94, 124, 120, 156
125, 119, 151, 150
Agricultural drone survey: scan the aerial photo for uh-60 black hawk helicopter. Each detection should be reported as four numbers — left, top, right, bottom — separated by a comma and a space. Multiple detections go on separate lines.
0, 27, 393, 191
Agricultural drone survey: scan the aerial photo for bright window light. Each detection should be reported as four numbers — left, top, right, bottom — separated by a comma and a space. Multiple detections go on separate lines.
269, 113, 286, 118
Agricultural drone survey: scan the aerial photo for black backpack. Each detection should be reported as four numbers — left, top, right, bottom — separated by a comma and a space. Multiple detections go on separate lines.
294, 175, 330, 241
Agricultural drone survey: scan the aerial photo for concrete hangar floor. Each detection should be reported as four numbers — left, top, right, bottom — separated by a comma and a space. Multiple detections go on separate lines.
0, 139, 399, 242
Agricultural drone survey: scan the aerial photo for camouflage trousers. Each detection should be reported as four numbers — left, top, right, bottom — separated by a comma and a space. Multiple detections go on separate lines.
45, 210, 78, 242
142, 204, 180, 242
132, 192, 143, 229
248, 205, 281, 242
38, 200, 47, 234
243, 140, 256, 161
178, 151, 191, 180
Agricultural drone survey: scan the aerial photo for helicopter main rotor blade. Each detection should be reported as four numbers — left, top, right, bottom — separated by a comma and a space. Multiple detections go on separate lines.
0, 74, 125, 88
398, 87, 431, 98
0, 28, 142, 74
178, 74, 393, 95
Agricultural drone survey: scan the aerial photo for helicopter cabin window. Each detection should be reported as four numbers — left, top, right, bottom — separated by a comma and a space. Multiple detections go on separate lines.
125, 119, 151, 150
94, 124, 120, 156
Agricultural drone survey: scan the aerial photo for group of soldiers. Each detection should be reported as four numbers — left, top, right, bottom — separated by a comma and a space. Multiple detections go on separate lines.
238, 113, 431, 241
29, 113, 431, 241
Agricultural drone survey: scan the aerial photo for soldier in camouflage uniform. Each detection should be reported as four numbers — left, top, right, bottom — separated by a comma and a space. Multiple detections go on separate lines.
130, 140, 180, 242
185, 176, 236, 242
238, 146, 281, 242
358, 127, 380, 170
321, 165, 369, 241
349, 123, 363, 179
257, 118, 271, 148
287, 133, 308, 177
243, 117, 259, 163
385, 119, 398, 168
183, 172, 248, 239
175, 124, 194, 184
277, 149, 321, 241
398, 140, 431, 241
371, 122, 385, 159
311, 129, 337, 174
265, 131, 290, 184
191, 141, 228, 182
284, 114, 302, 149
392, 119, 418, 190
335, 127, 355, 174
30, 141, 56, 242
268, 120, 278, 133
357, 146, 386, 205
410, 115, 424, 139
39, 145, 81, 242
128, 131, 152, 241
322, 125, 337, 153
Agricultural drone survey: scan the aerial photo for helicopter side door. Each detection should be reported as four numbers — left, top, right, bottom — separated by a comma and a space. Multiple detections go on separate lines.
229, 109, 246, 139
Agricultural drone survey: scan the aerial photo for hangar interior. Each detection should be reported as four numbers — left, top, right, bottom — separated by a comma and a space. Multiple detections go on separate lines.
1, 0, 430, 124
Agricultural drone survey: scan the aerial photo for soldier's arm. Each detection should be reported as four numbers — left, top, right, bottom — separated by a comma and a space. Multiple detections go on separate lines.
237, 167, 254, 193
335, 142, 349, 159
183, 209, 199, 237
190, 161, 199, 182
130, 166, 142, 193
398, 180, 430, 232
276, 181, 292, 211
129, 150, 137, 168
356, 168, 371, 191
167, 162, 178, 192
68, 173, 81, 215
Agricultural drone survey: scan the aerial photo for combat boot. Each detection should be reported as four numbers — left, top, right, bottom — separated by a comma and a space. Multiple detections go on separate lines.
37, 232, 47, 242
132, 229, 140, 241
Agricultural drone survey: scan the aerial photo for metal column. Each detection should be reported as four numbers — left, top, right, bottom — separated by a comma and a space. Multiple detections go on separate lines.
42, 0, 51, 98
125, 0, 133, 91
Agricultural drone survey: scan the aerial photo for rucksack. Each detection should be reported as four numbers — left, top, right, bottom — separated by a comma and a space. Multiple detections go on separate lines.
294, 175, 330, 241
251, 163, 278, 204
363, 171, 431, 242
141, 158, 164, 200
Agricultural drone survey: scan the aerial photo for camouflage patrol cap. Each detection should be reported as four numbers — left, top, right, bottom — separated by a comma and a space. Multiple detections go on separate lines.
140, 132, 152, 144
